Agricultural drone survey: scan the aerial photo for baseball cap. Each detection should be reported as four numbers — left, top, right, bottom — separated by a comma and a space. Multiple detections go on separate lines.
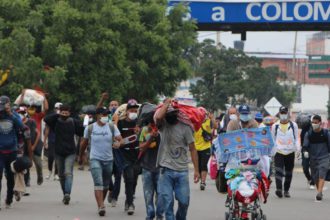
238, 104, 250, 114
126, 99, 139, 110
95, 107, 110, 115
255, 112, 263, 120
279, 106, 288, 114
54, 102, 63, 109
0, 96, 10, 111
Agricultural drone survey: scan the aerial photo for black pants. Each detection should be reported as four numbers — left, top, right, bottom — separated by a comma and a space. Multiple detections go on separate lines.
301, 152, 314, 185
109, 162, 122, 200
123, 163, 140, 205
0, 152, 17, 205
197, 148, 211, 172
48, 142, 58, 175
274, 152, 295, 192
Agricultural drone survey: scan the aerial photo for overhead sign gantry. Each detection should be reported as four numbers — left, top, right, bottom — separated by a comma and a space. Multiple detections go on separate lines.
168, 0, 330, 38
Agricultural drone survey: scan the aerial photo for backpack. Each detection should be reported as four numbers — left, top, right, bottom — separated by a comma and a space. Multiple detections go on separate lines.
87, 122, 115, 143
274, 121, 296, 140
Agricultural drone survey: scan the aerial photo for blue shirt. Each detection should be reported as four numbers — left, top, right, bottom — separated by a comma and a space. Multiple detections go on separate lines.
0, 111, 24, 151
83, 122, 120, 161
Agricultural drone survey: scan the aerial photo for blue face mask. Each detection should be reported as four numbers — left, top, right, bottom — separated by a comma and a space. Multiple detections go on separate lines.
240, 114, 251, 122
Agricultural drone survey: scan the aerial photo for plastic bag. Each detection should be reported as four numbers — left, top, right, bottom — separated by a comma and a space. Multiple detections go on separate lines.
14, 89, 45, 106
208, 155, 218, 180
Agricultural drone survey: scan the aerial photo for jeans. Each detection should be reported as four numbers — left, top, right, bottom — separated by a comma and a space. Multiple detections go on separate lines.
302, 152, 314, 185
274, 152, 295, 192
56, 154, 75, 195
158, 167, 190, 220
142, 168, 163, 220
0, 152, 17, 205
123, 163, 140, 205
90, 159, 113, 190
109, 162, 122, 200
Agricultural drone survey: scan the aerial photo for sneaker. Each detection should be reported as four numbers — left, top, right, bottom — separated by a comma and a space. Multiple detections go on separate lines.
127, 204, 135, 215
23, 192, 30, 196
14, 191, 21, 202
98, 207, 106, 216
62, 194, 71, 205
200, 182, 206, 191
37, 176, 43, 185
124, 201, 129, 211
5, 203, 12, 209
284, 191, 291, 198
275, 190, 283, 198
78, 166, 84, 171
46, 172, 52, 180
316, 192, 323, 201
111, 199, 117, 207
310, 185, 316, 190
54, 175, 59, 181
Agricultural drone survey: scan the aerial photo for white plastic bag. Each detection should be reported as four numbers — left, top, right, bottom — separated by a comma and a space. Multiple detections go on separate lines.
15, 89, 45, 106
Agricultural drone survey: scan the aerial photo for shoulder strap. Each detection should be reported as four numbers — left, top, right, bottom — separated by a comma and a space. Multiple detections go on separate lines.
108, 122, 115, 141
275, 124, 279, 138
87, 124, 94, 140
289, 121, 296, 140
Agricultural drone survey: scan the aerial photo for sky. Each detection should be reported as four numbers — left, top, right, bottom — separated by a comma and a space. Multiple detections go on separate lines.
198, 31, 317, 54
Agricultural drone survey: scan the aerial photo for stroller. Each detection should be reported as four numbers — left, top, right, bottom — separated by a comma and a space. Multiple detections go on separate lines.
224, 163, 270, 220
213, 127, 274, 220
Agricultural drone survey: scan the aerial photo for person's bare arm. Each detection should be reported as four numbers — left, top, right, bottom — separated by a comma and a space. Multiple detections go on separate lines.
32, 128, 41, 151
189, 142, 200, 183
96, 93, 108, 108
43, 96, 49, 112
154, 98, 171, 125
17, 89, 26, 105
79, 138, 88, 162
44, 125, 50, 149
113, 135, 123, 149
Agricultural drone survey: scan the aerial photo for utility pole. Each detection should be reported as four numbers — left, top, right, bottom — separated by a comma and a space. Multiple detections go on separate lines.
292, 31, 298, 80
216, 31, 221, 49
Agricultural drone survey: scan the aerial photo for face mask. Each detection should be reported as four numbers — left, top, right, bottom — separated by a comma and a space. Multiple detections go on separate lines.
89, 117, 93, 123
19, 114, 25, 120
60, 115, 69, 121
56, 110, 60, 114
312, 123, 320, 130
229, 114, 238, 121
240, 114, 251, 122
165, 113, 178, 125
128, 112, 138, 121
100, 116, 108, 124
279, 114, 288, 121
27, 109, 36, 116
110, 107, 117, 115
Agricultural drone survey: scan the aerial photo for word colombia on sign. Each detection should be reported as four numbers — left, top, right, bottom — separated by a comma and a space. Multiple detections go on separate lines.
167, 0, 330, 31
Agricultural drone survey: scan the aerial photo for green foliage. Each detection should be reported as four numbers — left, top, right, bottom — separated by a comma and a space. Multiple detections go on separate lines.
0, 0, 197, 110
190, 40, 295, 111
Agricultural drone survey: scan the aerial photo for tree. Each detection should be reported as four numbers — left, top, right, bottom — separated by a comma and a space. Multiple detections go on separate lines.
0, 0, 197, 109
190, 40, 295, 111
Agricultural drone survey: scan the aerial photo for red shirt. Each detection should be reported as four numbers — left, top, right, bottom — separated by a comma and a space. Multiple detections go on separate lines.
31, 112, 45, 133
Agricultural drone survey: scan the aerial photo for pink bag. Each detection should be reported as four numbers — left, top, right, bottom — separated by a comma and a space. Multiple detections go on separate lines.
208, 156, 218, 180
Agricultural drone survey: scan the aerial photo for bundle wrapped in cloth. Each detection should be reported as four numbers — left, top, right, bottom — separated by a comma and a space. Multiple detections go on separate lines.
14, 89, 45, 106
155, 101, 205, 131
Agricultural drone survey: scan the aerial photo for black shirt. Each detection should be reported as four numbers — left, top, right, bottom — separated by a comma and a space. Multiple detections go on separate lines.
117, 119, 139, 163
44, 113, 83, 156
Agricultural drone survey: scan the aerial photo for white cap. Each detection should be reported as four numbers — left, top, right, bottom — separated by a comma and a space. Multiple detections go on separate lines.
54, 102, 63, 108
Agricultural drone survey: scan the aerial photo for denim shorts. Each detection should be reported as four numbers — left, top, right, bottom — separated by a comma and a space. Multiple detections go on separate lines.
90, 159, 113, 190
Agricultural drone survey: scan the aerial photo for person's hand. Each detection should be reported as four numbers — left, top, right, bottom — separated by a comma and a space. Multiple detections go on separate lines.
21, 88, 26, 95
44, 141, 48, 150
194, 170, 200, 183
296, 151, 301, 160
134, 126, 141, 134
101, 92, 109, 100
113, 141, 121, 149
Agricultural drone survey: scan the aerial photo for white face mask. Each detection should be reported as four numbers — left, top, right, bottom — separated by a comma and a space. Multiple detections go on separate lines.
100, 117, 108, 124
229, 114, 238, 121
128, 112, 138, 120
89, 117, 93, 123
240, 114, 251, 122
279, 114, 288, 121
312, 123, 320, 130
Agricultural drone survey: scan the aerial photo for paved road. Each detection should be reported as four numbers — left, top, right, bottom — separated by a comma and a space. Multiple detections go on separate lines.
1, 165, 330, 220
